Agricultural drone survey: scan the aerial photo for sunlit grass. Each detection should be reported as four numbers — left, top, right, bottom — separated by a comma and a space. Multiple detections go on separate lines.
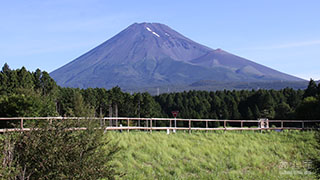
107, 130, 317, 179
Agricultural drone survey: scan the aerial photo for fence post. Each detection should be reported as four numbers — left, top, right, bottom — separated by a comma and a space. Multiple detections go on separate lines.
116, 118, 118, 127
241, 121, 243, 128
281, 121, 284, 129
127, 118, 130, 132
146, 119, 148, 131
189, 119, 191, 134
150, 119, 152, 133
206, 120, 208, 133
224, 120, 227, 129
109, 118, 112, 127
20, 118, 24, 129
302, 121, 304, 129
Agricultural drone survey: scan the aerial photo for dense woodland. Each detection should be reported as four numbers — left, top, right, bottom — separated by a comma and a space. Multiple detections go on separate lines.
1, 63, 320, 128
2, 63, 320, 179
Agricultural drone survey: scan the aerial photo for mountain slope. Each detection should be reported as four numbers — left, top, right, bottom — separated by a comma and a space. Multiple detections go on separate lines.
189, 49, 299, 81
50, 22, 304, 89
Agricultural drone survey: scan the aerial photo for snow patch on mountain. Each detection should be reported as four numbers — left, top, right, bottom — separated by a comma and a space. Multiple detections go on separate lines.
146, 26, 160, 37
152, 31, 160, 37
146, 27, 152, 32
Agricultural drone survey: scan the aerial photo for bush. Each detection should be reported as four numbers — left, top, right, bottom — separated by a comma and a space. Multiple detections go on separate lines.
0, 119, 121, 179
312, 129, 320, 178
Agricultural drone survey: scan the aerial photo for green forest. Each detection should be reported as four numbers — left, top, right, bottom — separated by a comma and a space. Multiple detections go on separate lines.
1, 63, 320, 179
1, 63, 320, 126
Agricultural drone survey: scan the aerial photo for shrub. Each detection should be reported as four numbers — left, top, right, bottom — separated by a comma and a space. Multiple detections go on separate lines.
312, 129, 320, 178
0, 119, 121, 180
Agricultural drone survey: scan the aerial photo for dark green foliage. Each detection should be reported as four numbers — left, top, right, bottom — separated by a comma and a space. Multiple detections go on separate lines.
309, 81, 320, 178
245, 107, 254, 120
0, 93, 56, 117
0, 64, 58, 128
295, 97, 320, 119
304, 79, 318, 98
140, 92, 162, 118
295, 79, 320, 120
312, 129, 320, 178
275, 102, 292, 119
0, 120, 121, 179
0, 64, 57, 96
57, 88, 94, 117
155, 88, 307, 120
1, 64, 320, 121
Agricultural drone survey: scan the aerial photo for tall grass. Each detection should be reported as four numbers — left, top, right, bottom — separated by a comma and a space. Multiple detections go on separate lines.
107, 130, 317, 179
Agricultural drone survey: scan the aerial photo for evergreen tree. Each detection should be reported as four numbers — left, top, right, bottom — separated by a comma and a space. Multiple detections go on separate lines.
40, 71, 57, 96
246, 107, 254, 120
304, 79, 318, 98
219, 101, 229, 119
17, 67, 34, 90
318, 83, 320, 96
140, 92, 161, 118
73, 91, 94, 117
2, 63, 10, 75
253, 105, 260, 119
133, 93, 142, 117
0, 71, 8, 95
295, 96, 319, 119
275, 102, 292, 119
33, 68, 42, 91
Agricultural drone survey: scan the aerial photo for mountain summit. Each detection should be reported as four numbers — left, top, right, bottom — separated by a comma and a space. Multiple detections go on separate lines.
50, 22, 303, 89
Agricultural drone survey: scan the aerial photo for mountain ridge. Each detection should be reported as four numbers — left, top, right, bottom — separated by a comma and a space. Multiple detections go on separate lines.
50, 22, 304, 90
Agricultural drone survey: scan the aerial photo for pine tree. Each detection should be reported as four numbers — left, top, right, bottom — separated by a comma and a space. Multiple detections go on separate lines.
253, 105, 260, 119
33, 68, 42, 91
246, 107, 254, 120
304, 79, 318, 98
275, 102, 292, 119
2, 63, 10, 74
17, 67, 34, 90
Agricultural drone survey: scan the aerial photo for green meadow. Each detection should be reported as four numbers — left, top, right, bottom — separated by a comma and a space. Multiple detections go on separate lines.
109, 131, 318, 180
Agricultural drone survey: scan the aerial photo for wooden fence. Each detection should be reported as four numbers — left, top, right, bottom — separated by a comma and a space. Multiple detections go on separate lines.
0, 117, 320, 133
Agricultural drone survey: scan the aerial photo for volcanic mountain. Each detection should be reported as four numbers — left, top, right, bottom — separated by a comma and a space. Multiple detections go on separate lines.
50, 22, 304, 89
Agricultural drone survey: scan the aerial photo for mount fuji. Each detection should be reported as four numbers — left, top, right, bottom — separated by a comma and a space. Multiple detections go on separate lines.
50, 22, 304, 90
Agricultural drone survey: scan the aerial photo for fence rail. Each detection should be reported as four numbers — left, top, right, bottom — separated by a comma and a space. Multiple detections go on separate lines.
0, 117, 319, 133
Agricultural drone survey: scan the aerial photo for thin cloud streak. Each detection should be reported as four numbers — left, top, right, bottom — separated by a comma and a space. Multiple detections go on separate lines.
239, 40, 320, 51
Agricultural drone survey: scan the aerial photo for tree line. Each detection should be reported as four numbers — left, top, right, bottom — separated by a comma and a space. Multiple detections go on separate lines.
2, 63, 320, 179
1, 63, 320, 128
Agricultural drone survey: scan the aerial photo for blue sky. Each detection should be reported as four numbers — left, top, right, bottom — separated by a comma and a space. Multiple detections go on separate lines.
1, 0, 319, 80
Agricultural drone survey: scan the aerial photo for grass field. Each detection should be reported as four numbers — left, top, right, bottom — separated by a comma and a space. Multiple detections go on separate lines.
108, 130, 318, 180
